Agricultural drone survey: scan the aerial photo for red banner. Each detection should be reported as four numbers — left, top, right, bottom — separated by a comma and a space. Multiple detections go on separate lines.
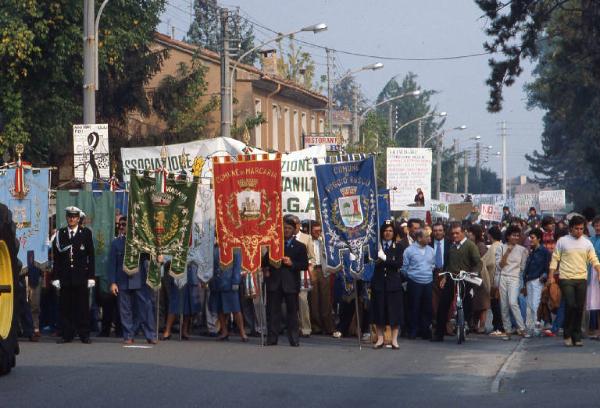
213, 154, 283, 273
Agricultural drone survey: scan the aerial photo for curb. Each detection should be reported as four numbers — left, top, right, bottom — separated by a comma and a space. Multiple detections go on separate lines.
491, 337, 525, 393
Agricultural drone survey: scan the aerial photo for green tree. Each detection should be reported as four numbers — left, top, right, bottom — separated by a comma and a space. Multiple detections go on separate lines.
0, 0, 167, 166
376, 73, 444, 148
275, 39, 324, 92
187, 2, 257, 64
332, 76, 368, 111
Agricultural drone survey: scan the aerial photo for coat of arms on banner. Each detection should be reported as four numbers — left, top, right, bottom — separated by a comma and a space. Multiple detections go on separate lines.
315, 155, 379, 279
213, 154, 283, 273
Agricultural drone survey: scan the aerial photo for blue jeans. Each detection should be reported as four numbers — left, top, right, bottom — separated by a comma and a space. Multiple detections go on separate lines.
407, 279, 432, 338
552, 300, 565, 334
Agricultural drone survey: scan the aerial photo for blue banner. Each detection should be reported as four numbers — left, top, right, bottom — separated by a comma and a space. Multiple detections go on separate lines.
378, 190, 391, 225
0, 168, 50, 267
314, 156, 379, 279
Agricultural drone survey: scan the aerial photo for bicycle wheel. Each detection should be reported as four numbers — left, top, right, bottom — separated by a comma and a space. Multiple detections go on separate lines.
456, 307, 465, 344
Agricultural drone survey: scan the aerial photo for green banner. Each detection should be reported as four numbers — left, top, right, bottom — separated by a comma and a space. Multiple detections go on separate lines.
56, 190, 115, 293
124, 173, 197, 288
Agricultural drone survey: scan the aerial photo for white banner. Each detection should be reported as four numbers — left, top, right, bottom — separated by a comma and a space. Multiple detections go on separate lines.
480, 204, 502, 222
439, 192, 464, 204
387, 148, 432, 211
188, 185, 215, 283
539, 190, 566, 212
471, 194, 506, 206
281, 145, 327, 220
73, 124, 110, 182
514, 193, 540, 217
430, 200, 449, 219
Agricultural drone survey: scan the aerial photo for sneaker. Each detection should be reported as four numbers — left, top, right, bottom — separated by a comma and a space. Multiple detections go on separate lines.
574, 340, 583, 347
523, 333, 532, 339
361, 333, 371, 342
489, 330, 504, 337
543, 329, 556, 337
564, 338, 573, 347
332, 331, 342, 339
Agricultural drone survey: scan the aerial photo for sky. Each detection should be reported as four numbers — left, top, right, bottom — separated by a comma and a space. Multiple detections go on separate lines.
159, 0, 545, 180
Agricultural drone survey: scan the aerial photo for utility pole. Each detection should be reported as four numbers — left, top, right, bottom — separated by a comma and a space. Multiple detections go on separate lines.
388, 105, 393, 143
475, 140, 481, 182
220, 8, 231, 138
464, 152, 469, 194
417, 119, 423, 148
435, 132, 442, 199
326, 48, 333, 138
453, 138, 459, 193
83, 0, 96, 124
352, 86, 359, 144
501, 120, 507, 196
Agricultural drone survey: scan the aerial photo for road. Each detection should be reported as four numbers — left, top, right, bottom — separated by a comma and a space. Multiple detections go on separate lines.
2, 334, 600, 407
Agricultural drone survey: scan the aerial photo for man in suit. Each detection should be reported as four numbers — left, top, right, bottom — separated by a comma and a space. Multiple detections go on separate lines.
286, 214, 312, 337
307, 221, 334, 335
108, 216, 157, 345
52, 206, 95, 344
430, 222, 451, 322
432, 222, 482, 342
263, 217, 309, 346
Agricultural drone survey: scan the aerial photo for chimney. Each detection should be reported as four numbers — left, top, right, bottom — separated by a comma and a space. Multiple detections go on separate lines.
260, 49, 278, 76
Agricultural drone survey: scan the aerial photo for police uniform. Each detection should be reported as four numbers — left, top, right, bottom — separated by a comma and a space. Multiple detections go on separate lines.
53, 207, 95, 343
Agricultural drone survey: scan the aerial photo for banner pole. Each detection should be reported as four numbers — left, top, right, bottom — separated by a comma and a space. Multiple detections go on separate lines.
354, 280, 362, 350
258, 270, 266, 347
179, 285, 184, 341
156, 288, 160, 341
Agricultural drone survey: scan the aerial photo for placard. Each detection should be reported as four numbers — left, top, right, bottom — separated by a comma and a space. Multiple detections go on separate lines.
480, 204, 502, 222
73, 124, 110, 182
387, 148, 432, 211
514, 193, 539, 217
538, 190, 565, 212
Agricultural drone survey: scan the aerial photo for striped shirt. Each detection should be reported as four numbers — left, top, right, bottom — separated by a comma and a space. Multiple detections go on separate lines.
550, 235, 600, 280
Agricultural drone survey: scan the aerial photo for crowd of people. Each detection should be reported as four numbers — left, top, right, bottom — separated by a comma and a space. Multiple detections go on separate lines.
15, 204, 600, 350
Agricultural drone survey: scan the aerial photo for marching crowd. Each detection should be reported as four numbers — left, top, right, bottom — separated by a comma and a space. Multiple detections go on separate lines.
15, 204, 600, 349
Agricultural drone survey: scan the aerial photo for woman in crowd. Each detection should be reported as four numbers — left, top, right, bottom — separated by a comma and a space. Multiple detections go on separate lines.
587, 216, 600, 338
209, 245, 248, 342
484, 226, 504, 335
371, 221, 405, 349
161, 260, 201, 340
468, 224, 489, 333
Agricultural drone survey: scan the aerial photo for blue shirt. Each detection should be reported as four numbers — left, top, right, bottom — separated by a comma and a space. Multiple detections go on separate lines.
401, 243, 435, 284
523, 245, 551, 283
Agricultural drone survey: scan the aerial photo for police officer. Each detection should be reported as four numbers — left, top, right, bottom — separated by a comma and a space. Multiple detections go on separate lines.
52, 206, 95, 344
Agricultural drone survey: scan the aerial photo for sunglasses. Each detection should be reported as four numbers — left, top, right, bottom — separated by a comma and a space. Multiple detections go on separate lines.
119, 223, 127, 227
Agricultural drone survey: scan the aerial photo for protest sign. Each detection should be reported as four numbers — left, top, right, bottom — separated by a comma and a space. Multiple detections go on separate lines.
387, 148, 432, 211
538, 190, 566, 212
480, 204, 502, 222
73, 124, 110, 182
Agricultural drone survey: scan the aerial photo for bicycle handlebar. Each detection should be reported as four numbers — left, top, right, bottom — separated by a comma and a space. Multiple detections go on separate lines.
439, 270, 482, 286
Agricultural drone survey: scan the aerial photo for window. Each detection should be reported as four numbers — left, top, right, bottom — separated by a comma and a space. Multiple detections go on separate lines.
319, 118, 325, 133
254, 99, 262, 147
301, 112, 307, 137
284, 107, 290, 152
272, 104, 279, 151
293, 111, 299, 150
310, 114, 316, 134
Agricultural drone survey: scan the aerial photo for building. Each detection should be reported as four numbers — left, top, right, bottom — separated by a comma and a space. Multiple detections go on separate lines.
136, 33, 328, 152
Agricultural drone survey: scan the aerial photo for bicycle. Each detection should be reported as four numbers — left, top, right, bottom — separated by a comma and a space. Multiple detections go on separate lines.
439, 270, 483, 344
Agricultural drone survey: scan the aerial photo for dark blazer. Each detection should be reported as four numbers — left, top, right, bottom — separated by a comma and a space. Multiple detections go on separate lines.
263, 238, 308, 294
371, 241, 405, 292
107, 236, 148, 290
52, 226, 95, 286
430, 238, 451, 270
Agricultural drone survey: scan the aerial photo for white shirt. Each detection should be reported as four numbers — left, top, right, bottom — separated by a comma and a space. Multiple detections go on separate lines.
68, 226, 79, 238
454, 237, 467, 250
313, 239, 322, 266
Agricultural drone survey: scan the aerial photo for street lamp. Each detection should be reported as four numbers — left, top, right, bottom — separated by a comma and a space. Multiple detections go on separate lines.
392, 111, 448, 146
227, 22, 328, 136
429, 124, 467, 199
358, 90, 421, 148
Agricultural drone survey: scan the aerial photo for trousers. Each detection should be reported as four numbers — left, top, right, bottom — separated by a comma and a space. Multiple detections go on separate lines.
267, 289, 299, 345
525, 279, 544, 333
298, 290, 312, 335
407, 279, 432, 338
119, 286, 156, 340
500, 275, 525, 333
59, 285, 90, 340
309, 267, 334, 334
559, 279, 587, 342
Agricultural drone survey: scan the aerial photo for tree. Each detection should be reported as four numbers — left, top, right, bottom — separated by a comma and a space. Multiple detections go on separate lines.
0, 0, 167, 166
475, 0, 600, 112
332, 76, 368, 111
376, 73, 444, 148
276, 39, 324, 92
187, 2, 257, 64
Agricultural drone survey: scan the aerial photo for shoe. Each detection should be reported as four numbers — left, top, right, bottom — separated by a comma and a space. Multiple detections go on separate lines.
160, 334, 171, 341
391, 344, 400, 350
574, 340, 583, 347
181, 335, 190, 341
408, 335, 417, 340
217, 335, 229, 341
81, 338, 92, 344
266, 341, 278, 346
430, 335, 444, 342
146, 339, 157, 345
301, 333, 310, 338
33, 331, 41, 338
97, 331, 110, 338
241, 336, 249, 343
523, 333, 532, 339
56, 338, 72, 344
564, 338, 573, 347
373, 342, 384, 349
502, 335, 511, 341
332, 331, 342, 339
28, 336, 39, 343
361, 333, 371, 341
543, 329, 556, 337
289, 341, 300, 347
123, 339, 134, 345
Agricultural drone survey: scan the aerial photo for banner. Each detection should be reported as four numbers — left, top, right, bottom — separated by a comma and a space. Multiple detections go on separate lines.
387, 148, 432, 211
187, 185, 215, 283
539, 190, 565, 212
281, 145, 327, 220
378, 190, 391, 225
514, 193, 539, 217
0, 168, 49, 267
56, 190, 114, 292
124, 173, 197, 287
439, 192, 464, 204
471, 194, 506, 206
430, 200, 449, 220
480, 204, 502, 222
315, 155, 378, 278
213, 154, 283, 273
73, 124, 110, 182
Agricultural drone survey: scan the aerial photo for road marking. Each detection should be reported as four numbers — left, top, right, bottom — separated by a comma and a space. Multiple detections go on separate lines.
490, 337, 525, 393
124, 345, 153, 349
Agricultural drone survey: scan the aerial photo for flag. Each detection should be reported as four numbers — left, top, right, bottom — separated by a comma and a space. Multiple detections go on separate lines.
378, 189, 391, 225
213, 154, 283, 273
56, 190, 114, 293
314, 155, 379, 280
187, 184, 215, 283
124, 172, 197, 288
0, 168, 49, 268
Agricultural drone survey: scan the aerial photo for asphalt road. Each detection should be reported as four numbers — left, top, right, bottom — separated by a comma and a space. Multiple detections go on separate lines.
2, 333, 600, 407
